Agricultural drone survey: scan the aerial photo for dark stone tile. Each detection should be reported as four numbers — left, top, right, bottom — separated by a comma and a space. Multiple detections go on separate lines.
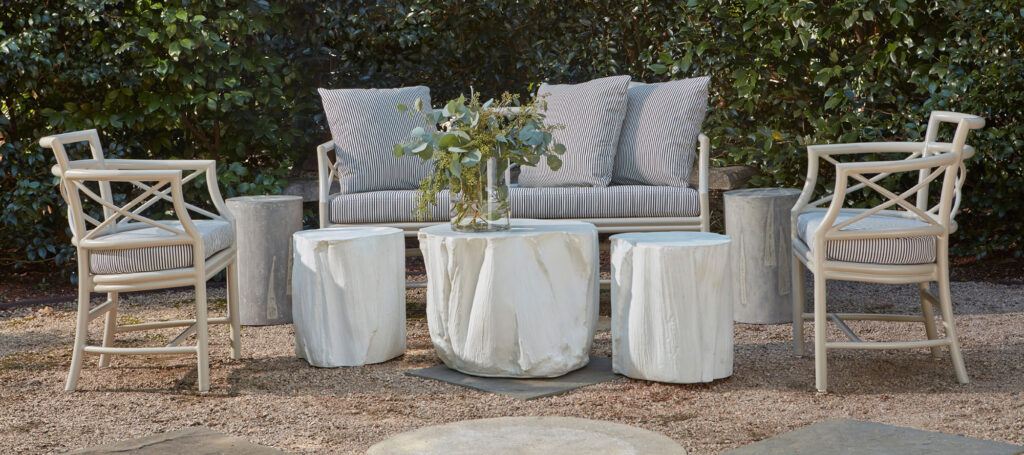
68, 427, 283, 454
406, 356, 620, 400
725, 419, 1024, 455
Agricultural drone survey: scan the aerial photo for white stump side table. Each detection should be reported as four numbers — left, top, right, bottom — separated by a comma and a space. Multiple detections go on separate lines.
291, 227, 406, 367
610, 232, 734, 383
226, 195, 303, 326
724, 188, 802, 324
418, 219, 600, 378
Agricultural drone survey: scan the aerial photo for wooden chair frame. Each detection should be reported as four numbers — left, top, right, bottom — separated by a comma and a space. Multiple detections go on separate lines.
790, 111, 985, 392
40, 129, 241, 393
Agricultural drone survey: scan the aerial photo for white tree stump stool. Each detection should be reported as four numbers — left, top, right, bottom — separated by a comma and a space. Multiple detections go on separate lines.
724, 188, 802, 324
291, 227, 406, 367
610, 232, 734, 383
418, 219, 599, 378
226, 195, 303, 326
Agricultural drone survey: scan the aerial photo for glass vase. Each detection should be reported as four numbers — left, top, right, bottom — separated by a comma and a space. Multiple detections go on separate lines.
450, 157, 511, 232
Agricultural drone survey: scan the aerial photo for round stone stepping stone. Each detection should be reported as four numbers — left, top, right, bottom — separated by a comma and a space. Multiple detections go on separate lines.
367, 416, 686, 454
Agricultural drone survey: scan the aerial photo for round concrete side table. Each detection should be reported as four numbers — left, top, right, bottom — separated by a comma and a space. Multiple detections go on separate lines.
418, 219, 600, 378
610, 232, 734, 383
292, 227, 406, 367
226, 195, 303, 326
724, 188, 802, 324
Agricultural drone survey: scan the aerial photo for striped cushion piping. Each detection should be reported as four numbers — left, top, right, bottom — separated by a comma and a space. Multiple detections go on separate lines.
518, 75, 632, 188
319, 86, 434, 194
613, 77, 710, 186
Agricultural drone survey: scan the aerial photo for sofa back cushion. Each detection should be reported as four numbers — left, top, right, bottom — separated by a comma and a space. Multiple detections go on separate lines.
319, 86, 433, 194
612, 76, 710, 187
518, 75, 631, 188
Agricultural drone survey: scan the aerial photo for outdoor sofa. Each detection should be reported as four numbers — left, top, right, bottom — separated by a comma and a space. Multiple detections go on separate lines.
315, 77, 712, 237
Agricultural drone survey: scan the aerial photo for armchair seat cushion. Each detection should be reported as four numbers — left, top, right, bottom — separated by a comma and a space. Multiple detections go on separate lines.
89, 220, 235, 275
796, 209, 937, 265
329, 185, 700, 224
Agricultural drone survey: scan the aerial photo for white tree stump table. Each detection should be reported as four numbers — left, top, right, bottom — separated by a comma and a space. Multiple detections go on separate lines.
610, 232, 734, 383
418, 219, 599, 378
226, 195, 303, 326
724, 188, 802, 324
291, 227, 406, 367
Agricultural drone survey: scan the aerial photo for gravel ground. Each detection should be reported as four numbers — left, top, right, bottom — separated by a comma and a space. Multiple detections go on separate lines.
1, 279, 1023, 454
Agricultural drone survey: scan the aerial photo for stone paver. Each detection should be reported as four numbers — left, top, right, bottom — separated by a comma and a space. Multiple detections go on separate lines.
68, 427, 283, 454
367, 416, 686, 454
406, 356, 619, 400
724, 419, 1024, 455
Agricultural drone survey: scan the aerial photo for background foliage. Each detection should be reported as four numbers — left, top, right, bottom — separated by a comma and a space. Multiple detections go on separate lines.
2, 0, 1021, 272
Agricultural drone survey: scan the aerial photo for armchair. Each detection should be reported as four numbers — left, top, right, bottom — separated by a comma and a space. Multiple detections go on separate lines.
790, 111, 984, 392
40, 129, 241, 393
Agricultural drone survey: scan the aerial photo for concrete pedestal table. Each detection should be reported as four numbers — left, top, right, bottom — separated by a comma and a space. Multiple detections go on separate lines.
724, 188, 802, 324
418, 219, 599, 378
291, 227, 406, 367
226, 195, 303, 326
610, 232, 734, 383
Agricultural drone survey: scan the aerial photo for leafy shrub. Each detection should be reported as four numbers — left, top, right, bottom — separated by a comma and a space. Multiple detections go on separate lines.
1, 0, 1020, 273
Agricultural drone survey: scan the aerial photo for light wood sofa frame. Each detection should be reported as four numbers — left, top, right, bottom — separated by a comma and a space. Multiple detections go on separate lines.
790, 111, 985, 393
41, 129, 241, 393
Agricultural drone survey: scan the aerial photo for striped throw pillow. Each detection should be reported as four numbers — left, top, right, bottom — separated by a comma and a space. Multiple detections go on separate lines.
319, 86, 434, 194
612, 76, 710, 187
518, 75, 631, 187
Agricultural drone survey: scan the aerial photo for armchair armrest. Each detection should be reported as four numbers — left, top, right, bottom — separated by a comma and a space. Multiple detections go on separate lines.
59, 158, 232, 224
60, 168, 206, 250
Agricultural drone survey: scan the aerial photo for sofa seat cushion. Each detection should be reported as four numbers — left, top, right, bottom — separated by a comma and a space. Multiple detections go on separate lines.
329, 186, 700, 224
796, 209, 937, 265
89, 220, 235, 275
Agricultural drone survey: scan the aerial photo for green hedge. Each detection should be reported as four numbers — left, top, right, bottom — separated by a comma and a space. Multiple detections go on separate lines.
2, 1, 1021, 271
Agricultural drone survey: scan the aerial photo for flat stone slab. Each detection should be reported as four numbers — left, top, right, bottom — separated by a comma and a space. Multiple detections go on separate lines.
68, 427, 283, 454
724, 419, 1024, 455
406, 356, 619, 400
367, 416, 686, 454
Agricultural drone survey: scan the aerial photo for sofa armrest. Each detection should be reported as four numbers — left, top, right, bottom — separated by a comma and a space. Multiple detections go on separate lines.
697, 133, 710, 231
316, 140, 336, 228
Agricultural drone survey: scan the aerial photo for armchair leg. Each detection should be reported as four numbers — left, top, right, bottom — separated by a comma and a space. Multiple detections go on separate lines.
813, 274, 828, 393
65, 286, 91, 392
195, 280, 211, 393
937, 266, 969, 384
227, 262, 242, 360
917, 283, 942, 359
98, 292, 119, 367
791, 255, 806, 356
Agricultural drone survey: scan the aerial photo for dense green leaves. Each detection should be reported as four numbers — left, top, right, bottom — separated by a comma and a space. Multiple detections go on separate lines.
1, 0, 1022, 271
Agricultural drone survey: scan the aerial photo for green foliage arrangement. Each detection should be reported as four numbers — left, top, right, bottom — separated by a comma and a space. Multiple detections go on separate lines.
394, 93, 564, 230
1, 0, 1021, 272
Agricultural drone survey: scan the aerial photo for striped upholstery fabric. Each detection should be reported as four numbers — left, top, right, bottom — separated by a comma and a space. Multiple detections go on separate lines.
319, 86, 434, 194
613, 77, 710, 186
89, 220, 234, 275
329, 186, 699, 223
330, 190, 452, 223
518, 75, 631, 188
797, 210, 937, 265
